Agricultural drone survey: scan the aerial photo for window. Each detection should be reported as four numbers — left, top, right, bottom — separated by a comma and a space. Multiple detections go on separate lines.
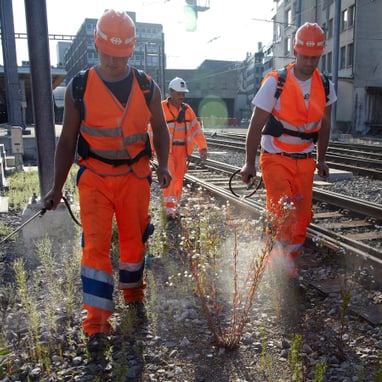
327, 51, 332, 73
341, 9, 348, 31
284, 37, 291, 56
340, 46, 346, 69
347, 43, 354, 67
321, 54, 326, 73
286, 8, 292, 27
276, 24, 282, 41
328, 18, 333, 38
348, 5, 355, 28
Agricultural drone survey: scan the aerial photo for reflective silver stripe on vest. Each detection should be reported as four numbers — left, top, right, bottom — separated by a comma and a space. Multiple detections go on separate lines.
281, 119, 321, 132
277, 118, 321, 144
81, 125, 147, 159
122, 132, 148, 146
90, 148, 131, 159
81, 124, 121, 137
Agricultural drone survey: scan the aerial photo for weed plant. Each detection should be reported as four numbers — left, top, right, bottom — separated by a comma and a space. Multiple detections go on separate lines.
0, 223, 13, 239
174, 197, 277, 349
0, 168, 82, 376
6, 169, 40, 210
11, 233, 82, 367
289, 333, 303, 382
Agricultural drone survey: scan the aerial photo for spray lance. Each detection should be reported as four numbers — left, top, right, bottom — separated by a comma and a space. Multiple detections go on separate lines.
0, 195, 81, 245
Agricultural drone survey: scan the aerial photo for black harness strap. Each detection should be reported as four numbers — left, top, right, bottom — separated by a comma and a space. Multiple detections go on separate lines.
274, 67, 287, 100
77, 134, 152, 166
320, 72, 330, 102
165, 100, 190, 124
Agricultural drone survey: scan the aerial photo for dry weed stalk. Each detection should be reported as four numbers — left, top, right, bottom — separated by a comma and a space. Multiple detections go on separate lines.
193, 222, 272, 349
180, 196, 296, 349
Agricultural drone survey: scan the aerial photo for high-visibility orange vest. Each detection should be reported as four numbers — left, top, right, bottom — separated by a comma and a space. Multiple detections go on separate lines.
263, 63, 326, 152
162, 99, 207, 156
78, 67, 152, 177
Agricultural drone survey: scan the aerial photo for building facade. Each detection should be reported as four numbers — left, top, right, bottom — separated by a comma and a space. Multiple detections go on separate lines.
62, 11, 248, 126
165, 60, 242, 127
270, 0, 382, 135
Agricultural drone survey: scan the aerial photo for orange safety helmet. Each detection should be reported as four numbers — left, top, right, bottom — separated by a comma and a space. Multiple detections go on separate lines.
94, 9, 136, 57
294, 22, 325, 56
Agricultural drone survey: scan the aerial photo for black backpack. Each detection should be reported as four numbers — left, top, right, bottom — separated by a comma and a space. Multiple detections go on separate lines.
274, 66, 330, 102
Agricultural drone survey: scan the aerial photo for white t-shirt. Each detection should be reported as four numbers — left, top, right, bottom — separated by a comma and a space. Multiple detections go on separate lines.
252, 68, 337, 153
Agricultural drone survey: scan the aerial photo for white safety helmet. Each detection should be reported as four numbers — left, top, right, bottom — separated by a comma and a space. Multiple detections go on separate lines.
169, 77, 189, 92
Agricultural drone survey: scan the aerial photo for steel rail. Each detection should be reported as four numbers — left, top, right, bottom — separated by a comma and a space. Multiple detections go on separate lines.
184, 158, 382, 268
189, 157, 382, 220
205, 139, 382, 178
312, 188, 382, 220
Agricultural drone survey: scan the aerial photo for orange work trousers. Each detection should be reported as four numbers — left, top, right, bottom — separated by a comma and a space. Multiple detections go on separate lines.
77, 167, 152, 336
162, 146, 188, 216
260, 152, 316, 259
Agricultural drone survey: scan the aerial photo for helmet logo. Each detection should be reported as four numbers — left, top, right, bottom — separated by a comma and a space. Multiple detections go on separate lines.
110, 37, 122, 45
306, 41, 315, 47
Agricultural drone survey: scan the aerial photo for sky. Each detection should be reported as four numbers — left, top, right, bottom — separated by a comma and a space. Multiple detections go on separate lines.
7, 0, 275, 69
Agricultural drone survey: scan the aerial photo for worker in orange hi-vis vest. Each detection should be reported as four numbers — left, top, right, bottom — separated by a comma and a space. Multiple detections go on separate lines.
161, 77, 208, 221
240, 22, 337, 280
43, 9, 171, 359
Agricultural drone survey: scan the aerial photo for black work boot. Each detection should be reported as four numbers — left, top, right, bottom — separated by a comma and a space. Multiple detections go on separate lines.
126, 300, 147, 324
87, 332, 110, 359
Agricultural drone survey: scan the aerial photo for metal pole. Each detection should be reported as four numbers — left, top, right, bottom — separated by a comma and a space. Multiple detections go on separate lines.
0, 0, 23, 128
24, 0, 56, 197
331, 0, 341, 136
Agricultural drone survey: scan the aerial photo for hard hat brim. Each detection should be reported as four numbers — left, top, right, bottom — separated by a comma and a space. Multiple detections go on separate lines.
170, 87, 190, 93
95, 39, 136, 58
294, 46, 324, 56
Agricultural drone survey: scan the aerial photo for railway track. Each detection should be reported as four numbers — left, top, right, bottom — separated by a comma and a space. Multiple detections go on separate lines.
204, 131, 382, 178
180, 156, 382, 325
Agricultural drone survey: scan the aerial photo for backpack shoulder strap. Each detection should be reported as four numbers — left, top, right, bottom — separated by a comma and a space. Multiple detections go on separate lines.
274, 67, 330, 102
275, 67, 287, 99
72, 69, 89, 110
176, 102, 188, 123
72, 67, 154, 113
133, 68, 154, 106
320, 72, 330, 102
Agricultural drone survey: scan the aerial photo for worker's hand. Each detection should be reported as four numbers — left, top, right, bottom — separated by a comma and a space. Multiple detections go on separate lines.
156, 166, 172, 189
199, 149, 207, 161
316, 160, 329, 179
43, 189, 63, 210
240, 163, 257, 184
